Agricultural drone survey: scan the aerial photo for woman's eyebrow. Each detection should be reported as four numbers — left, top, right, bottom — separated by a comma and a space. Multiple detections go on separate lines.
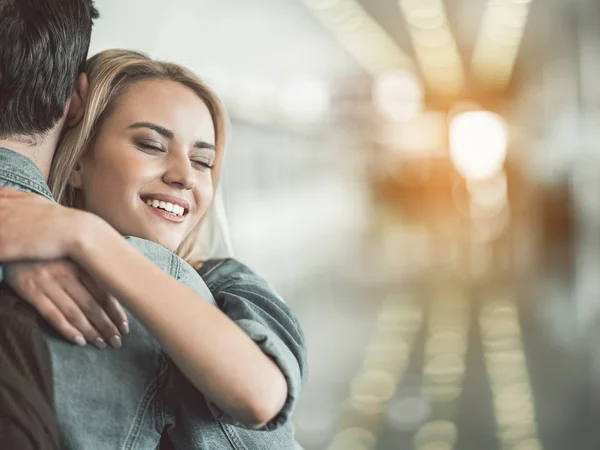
129, 122, 215, 150
129, 122, 173, 139
195, 142, 215, 151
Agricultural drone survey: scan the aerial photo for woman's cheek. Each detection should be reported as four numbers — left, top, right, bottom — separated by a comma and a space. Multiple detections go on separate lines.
196, 178, 215, 204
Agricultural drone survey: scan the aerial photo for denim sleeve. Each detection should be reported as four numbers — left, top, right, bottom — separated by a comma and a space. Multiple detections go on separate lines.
198, 258, 308, 431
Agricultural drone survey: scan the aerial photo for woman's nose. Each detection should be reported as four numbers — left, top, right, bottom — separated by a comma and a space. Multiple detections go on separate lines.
162, 153, 195, 190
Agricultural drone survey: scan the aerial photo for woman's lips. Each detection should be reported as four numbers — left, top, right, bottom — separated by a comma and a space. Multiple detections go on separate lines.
143, 200, 187, 223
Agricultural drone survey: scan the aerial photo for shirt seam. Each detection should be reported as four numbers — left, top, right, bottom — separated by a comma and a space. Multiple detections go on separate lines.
202, 259, 230, 288
0, 169, 53, 199
171, 252, 181, 280
201, 258, 228, 278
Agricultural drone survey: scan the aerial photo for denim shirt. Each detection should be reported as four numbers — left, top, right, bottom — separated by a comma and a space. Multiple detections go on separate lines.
0, 147, 307, 449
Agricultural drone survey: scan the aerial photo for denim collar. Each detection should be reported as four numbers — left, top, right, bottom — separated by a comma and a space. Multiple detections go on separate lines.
0, 147, 54, 200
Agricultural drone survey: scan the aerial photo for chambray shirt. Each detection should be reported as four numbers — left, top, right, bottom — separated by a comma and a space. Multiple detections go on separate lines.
0, 147, 307, 449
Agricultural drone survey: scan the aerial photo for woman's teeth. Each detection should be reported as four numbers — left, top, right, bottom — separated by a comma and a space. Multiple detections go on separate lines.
145, 199, 185, 216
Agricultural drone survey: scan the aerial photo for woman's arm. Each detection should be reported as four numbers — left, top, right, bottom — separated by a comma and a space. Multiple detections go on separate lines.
0, 189, 287, 428
74, 214, 287, 428
199, 259, 308, 430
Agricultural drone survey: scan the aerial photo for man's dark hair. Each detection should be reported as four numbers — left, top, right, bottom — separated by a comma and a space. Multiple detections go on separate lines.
0, 0, 99, 140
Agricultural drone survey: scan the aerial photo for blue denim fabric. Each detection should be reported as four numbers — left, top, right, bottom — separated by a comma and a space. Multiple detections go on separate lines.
0, 148, 307, 449
0, 148, 54, 200
45, 237, 222, 450
198, 259, 307, 430
161, 259, 308, 450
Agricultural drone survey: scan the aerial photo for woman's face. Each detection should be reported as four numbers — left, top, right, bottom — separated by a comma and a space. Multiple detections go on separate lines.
72, 79, 217, 252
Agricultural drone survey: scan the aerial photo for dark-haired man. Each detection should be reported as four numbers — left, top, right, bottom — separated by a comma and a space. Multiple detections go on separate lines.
0, 1, 99, 447
0, 0, 127, 343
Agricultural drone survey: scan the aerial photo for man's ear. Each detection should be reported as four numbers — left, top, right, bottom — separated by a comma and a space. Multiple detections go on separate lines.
69, 162, 84, 189
66, 73, 90, 128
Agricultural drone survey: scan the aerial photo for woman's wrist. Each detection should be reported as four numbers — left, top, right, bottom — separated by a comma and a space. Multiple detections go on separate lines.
68, 210, 110, 262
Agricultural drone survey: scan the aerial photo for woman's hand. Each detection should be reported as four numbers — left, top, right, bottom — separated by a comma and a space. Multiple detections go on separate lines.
5, 260, 129, 348
0, 188, 128, 348
0, 188, 83, 261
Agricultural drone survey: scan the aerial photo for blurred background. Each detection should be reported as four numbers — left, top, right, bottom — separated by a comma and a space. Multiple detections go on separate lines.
90, 0, 600, 449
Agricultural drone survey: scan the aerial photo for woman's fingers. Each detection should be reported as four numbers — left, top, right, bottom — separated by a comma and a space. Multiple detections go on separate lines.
5, 262, 91, 346
79, 271, 129, 336
32, 293, 87, 347
43, 279, 109, 348
5, 260, 126, 348
104, 294, 129, 335
63, 275, 123, 348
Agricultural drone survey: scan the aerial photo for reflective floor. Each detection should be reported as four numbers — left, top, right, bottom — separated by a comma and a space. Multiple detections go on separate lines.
289, 228, 594, 450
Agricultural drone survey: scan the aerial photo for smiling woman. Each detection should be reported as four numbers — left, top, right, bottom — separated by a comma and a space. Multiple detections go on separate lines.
0, 49, 306, 450
50, 50, 227, 260
62, 78, 217, 252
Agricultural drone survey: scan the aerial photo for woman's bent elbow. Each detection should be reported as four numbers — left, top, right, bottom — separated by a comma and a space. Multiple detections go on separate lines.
243, 401, 284, 430
242, 378, 288, 429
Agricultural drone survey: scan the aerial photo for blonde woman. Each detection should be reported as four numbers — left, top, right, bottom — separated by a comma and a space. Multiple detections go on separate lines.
0, 50, 306, 450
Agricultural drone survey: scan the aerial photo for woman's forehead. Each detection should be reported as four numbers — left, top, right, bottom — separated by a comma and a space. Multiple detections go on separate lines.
110, 79, 216, 143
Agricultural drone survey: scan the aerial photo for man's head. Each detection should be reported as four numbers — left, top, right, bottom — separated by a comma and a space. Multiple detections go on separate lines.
0, 0, 98, 142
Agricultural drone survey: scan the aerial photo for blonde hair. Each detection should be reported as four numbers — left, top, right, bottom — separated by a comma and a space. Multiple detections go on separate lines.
49, 49, 232, 268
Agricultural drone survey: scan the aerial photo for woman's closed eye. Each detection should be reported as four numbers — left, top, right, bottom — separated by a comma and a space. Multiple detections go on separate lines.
191, 158, 214, 170
136, 139, 213, 170
136, 140, 166, 153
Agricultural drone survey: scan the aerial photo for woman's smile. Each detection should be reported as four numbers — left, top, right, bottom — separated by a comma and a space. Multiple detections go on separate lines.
141, 194, 189, 223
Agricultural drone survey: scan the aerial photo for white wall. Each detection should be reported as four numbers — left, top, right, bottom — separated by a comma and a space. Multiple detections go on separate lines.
89, 0, 371, 290
90, 0, 360, 81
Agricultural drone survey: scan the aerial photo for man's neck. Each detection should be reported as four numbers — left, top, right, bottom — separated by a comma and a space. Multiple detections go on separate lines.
0, 134, 59, 181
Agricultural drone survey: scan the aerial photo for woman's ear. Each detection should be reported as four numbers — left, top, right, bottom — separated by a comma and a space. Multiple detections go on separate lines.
69, 162, 84, 189
66, 73, 90, 128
